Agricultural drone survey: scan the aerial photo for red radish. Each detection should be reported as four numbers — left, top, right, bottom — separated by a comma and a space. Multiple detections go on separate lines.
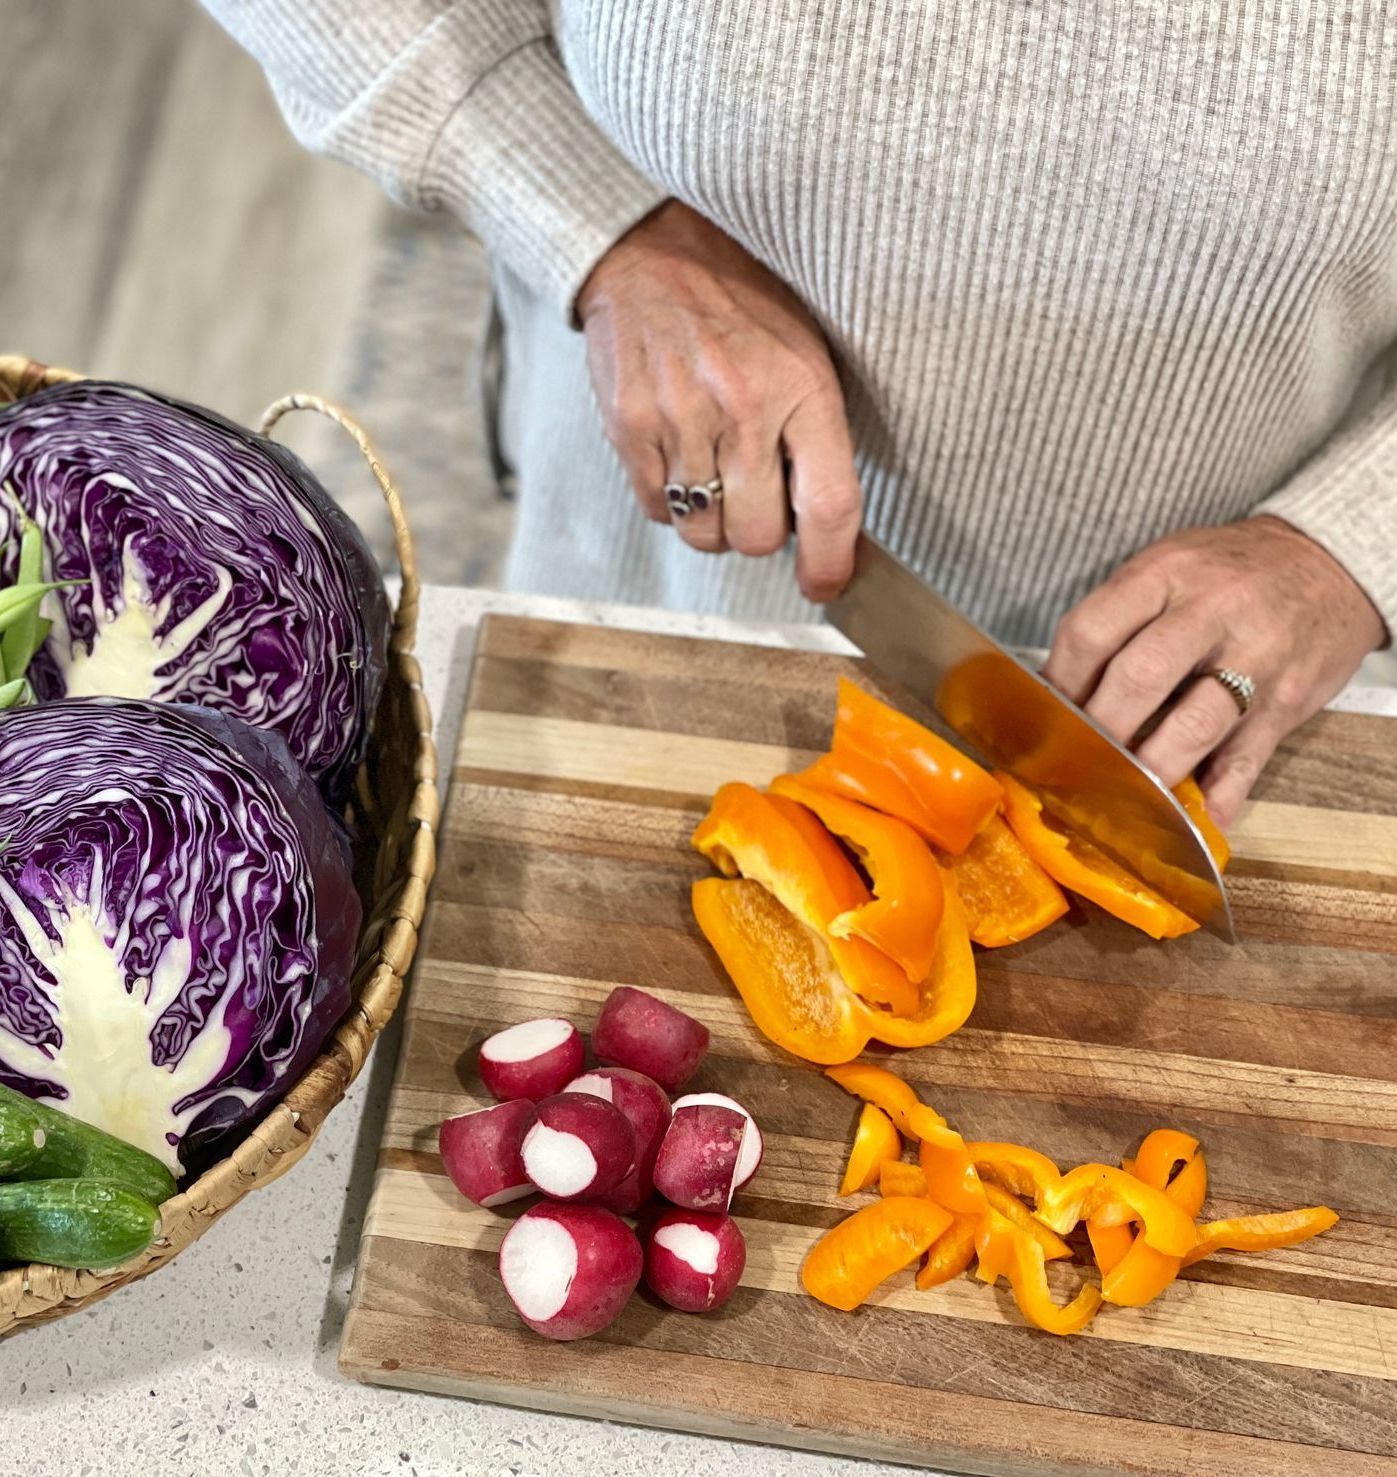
565, 1067, 671, 1211
438, 1099, 537, 1208
591, 986, 709, 1092
644, 1209, 746, 1313
478, 1017, 585, 1102
499, 1201, 642, 1340
671, 1092, 763, 1189
521, 1092, 636, 1201
653, 1101, 746, 1211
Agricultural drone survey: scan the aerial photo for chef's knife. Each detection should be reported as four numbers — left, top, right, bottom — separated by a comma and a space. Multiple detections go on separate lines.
826, 533, 1235, 941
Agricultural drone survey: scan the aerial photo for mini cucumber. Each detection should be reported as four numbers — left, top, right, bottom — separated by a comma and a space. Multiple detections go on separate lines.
0, 1084, 176, 1204
0, 1179, 161, 1269
0, 1094, 45, 1177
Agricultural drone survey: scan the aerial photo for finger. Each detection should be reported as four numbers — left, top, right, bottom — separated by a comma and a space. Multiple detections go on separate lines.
664, 426, 727, 554
618, 439, 670, 523
1198, 710, 1286, 827
1083, 606, 1224, 745
1133, 671, 1245, 786
782, 392, 862, 602
1043, 569, 1171, 703
718, 424, 789, 557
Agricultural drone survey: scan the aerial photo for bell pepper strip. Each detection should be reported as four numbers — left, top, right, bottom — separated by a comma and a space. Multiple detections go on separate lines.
1132, 1129, 1201, 1193
967, 1142, 1062, 1201
1098, 1133, 1210, 1307
1007, 1235, 1103, 1336
1175, 777, 1231, 870
793, 748, 945, 845
825, 1063, 934, 1138
801, 1196, 953, 1311
916, 1213, 980, 1288
840, 1104, 902, 1196
1161, 1153, 1208, 1220
1181, 1207, 1339, 1267
998, 773, 1201, 940
917, 1120, 991, 1219
1087, 1218, 1135, 1274
972, 1205, 1022, 1285
769, 774, 944, 980
826, 678, 1003, 853
879, 1161, 929, 1198
692, 878, 872, 1063
1037, 1164, 1198, 1257
982, 1183, 1074, 1262
694, 783, 920, 1015
863, 874, 978, 1050
942, 814, 1069, 948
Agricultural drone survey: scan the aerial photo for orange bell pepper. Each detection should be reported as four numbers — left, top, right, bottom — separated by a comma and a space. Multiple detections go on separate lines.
879, 1161, 929, 1198
942, 814, 1069, 948
769, 775, 944, 980
800, 678, 1003, 854
967, 1142, 1062, 1201
839, 1104, 902, 1196
1182, 1206, 1339, 1267
982, 1183, 1074, 1262
693, 783, 918, 1015
1132, 1128, 1200, 1193
1175, 777, 1231, 870
1097, 1131, 1208, 1308
998, 773, 1201, 940
1037, 1164, 1198, 1257
917, 1120, 991, 1219
825, 1063, 933, 1138
915, 1212, 980, 1288
1087, 1219, 1135, 1273
692, 878, 872, 1063
794, 748, 945, 846
1007, 1234, 1103, 1336
801, 1196, 953, 1311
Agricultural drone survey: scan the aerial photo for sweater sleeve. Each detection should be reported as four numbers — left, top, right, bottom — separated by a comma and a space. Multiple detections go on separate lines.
1254, 377, 1397, 642
204, 0, 667, 318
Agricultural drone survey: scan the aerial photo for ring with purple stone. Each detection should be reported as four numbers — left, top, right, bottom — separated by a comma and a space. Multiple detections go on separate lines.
664, 482, 692, 518
686, 478, 724, 513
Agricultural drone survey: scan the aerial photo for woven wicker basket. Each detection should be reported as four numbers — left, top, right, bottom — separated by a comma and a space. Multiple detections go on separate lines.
0, 355, 438, 1335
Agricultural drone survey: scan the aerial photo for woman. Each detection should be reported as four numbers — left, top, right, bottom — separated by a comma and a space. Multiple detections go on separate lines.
209, 1, 1394, 823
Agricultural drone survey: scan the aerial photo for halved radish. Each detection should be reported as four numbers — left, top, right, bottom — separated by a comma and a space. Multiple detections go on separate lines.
521, 1092, 636, 1201
499, 1201, 642, 1340
478, 1018, 585, 1102
566, 1067, 671, 1213
653, 1101, 746, 1211
591, 986, 709, 1092
438, 1099, 537, 1208
644, 1209, 747, 1312
671, 1092, 763, 1189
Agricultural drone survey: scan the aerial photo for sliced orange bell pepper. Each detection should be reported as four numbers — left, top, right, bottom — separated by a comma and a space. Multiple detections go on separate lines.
798, 678, 1002, 854
692, 878, 871, 1063
1132, 1129, 1200, 1193
1175, 777, 1231, 870
694, 783, 918, 1015
769, 775, 944, 980
1037, 1164, 1198, 1257
879, 1161, 929, 1198
1087, 1219, 1135, 1273
916, 1213, 980, 1288
1007, 1235, 1103, 1336
794, 748, 945, 846
839, 1104, 902, 1196
942, 814, 1069, 948
982, 1183, 1073, 1262
825, 1063, 933, 1138
1098, 1132, 1206, 1308
801, 1196, 953, 1311
967, 1142, 1062, 1201
918, 1120, 991, 1219
971, 1205, 1021, 1285
1182, 1206, 1339, 1267
998, 773, 1200, 940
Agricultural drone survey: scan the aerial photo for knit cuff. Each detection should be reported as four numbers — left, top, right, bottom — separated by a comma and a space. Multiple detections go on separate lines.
420, 40, 667, 323
1253, 387, 1397, 643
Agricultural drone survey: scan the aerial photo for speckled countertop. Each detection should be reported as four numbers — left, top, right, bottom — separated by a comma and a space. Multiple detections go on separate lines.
3, 588, 1393, 1477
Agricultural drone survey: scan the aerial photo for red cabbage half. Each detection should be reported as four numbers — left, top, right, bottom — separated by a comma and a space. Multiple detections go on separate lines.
0, 381, 390, 802
0, 699, 360, 1173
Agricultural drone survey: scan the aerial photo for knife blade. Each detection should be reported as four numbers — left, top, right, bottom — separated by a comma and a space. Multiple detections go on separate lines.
826, 533, 1234, 941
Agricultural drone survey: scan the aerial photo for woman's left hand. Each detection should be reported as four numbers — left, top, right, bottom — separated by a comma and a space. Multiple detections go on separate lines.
1041, 516, 1386, 826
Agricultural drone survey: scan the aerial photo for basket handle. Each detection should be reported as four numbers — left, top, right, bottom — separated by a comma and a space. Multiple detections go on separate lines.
260, 393, 420, 653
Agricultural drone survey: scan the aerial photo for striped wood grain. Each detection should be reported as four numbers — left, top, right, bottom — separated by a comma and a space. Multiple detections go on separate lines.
341, 615, 1397, 1474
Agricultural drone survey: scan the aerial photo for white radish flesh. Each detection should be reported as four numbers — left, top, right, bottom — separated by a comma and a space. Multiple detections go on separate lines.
670, 1092, 763, 1188
478, 1018, 585, 1103
644, 1209, 747, 1313
499, 1201, 642, 1341
591, 986, 709, 1092
521, 1092, 636, 1201
438, 1099, 537, 1209
652, 1102, 746, 1211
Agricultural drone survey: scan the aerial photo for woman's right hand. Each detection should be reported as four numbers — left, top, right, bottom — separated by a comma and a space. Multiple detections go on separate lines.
575, 200, 862, 603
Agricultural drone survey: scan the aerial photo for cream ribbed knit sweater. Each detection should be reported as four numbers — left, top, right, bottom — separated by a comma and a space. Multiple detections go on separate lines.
209, 1, 1397, 645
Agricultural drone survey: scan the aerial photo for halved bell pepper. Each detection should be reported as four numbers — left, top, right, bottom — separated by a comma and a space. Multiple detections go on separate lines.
1037, 1164, 1198, 1256
840, 1103, 902, 1196
801, 1195, 953, 1311
769, 774, 944, 980
694, 783, 919, 1015
915, 1212, 980, 1289
798, 678, 1003, 854
982, 1183, 1074, 1262
998, 773, 1201, 940
967, 1142, 1062, 1201
1007, 1234, 1103, 1337
879, 1161, 929, 1198
1182, 1206, 1339, 1267
942, 814, 1069, 948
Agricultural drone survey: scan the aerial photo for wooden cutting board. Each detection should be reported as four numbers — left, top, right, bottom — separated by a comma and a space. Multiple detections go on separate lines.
341, 614, 1397, 1475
